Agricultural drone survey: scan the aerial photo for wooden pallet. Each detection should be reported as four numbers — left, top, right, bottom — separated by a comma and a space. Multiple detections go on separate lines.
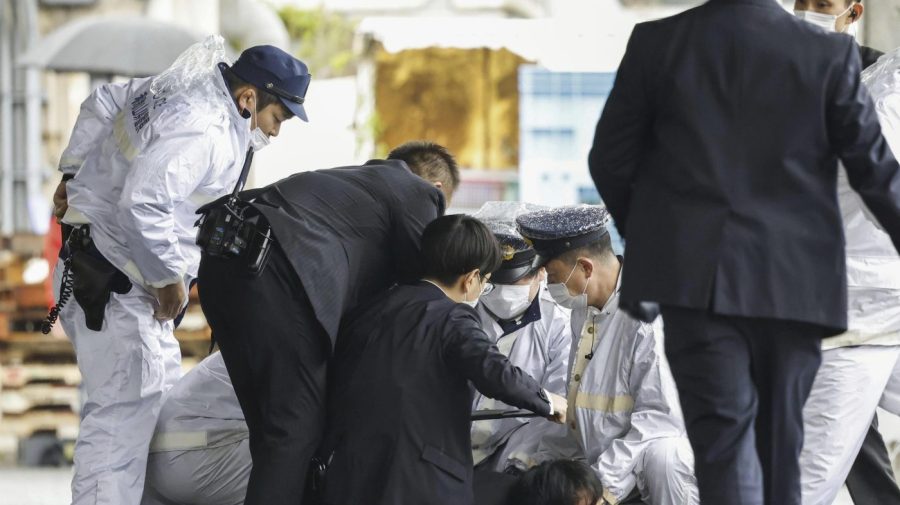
0, 409, 79, 439
1, 363, 81, 389
12, 284, 47, 311
1, 384, 80, 416
0, 252, 24, 286
4, 308, 51, 335
0, 334, 75, 364
7, 235, 46, 257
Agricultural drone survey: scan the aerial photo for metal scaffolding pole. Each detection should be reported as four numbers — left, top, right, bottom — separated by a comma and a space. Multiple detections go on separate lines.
0, 0, 43, 236
0, 0, 14, 236
19, 0, 43, 234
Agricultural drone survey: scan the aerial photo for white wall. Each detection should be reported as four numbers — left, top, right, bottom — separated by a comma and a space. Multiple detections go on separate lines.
249, 76, 359, 187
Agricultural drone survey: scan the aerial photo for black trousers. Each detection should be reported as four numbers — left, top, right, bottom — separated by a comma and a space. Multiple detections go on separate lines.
846, 414, 900, 505
198, 244, 330, 505
661, 307, 824, 505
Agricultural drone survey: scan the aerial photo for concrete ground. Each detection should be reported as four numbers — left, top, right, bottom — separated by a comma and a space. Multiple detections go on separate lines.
5, 410, 900, 504
0, 468, 856, 505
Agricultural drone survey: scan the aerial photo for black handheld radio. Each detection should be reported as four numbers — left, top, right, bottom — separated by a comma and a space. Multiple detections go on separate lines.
196, 148, 273, 276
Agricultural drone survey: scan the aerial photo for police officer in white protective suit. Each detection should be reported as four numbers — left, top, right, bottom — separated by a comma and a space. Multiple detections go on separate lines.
49, 36, 311, 505
469, 202, 572, 475
518, 206, 698, 505
141, 352, 250, 505
799, 46, 900, 505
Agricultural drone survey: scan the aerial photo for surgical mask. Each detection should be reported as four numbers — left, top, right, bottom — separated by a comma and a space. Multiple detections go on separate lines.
250, 127, 270, 152
794, 6, 853, 33
547, 263, 588, 311
481, 284, 533, 320
462, 275, 488, 308
245, 96, 271, 152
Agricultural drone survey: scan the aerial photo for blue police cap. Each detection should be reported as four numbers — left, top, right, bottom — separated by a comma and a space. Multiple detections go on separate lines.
229, 45, 311, 122
516, 205, 610, 267
483, 220, 536, 284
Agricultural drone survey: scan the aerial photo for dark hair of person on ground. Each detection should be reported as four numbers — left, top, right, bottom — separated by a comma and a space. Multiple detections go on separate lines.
421, 214, 502, 286
508, 460, 604, 505
388, 141, 461, 199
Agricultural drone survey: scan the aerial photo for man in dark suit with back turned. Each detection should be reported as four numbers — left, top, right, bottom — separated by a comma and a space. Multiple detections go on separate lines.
197, 141, 456, 505
589, 1, 900, 504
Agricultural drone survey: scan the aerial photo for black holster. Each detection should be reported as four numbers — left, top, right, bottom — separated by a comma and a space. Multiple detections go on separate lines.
64, 226, 132, 331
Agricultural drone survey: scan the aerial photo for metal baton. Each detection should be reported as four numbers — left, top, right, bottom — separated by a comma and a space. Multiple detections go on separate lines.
471, 409, 541, 421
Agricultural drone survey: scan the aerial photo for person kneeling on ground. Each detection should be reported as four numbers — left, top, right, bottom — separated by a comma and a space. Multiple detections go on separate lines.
469, 201, 572, 475
519, 206, 698, 505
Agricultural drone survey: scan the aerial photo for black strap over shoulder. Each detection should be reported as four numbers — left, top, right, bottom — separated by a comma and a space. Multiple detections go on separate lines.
195, 148, 274, 277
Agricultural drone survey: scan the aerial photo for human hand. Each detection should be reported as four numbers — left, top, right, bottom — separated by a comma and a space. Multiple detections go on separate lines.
547, 392, 568, 424
53, 179, 68, 221
154, 282, 187, 321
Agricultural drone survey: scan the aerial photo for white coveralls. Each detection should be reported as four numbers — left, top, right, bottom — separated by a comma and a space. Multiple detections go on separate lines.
54, 38, 251, 505
537, 270, 698, 505
141, 352, 250, 505
471, 289, 572, 472
800, 48, 900, 505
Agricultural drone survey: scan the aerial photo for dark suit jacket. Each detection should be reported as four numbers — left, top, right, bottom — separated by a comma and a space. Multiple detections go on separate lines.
249, 160, 444, 344
320, 282, 552, 505
589, 0, 900, 333
860, 45, 885, 70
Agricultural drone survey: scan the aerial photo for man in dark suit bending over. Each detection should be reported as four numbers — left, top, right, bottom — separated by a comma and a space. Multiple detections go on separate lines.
198, 141, 457, 505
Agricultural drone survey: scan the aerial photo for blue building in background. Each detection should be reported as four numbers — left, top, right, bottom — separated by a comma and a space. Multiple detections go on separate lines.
518, 66, 623, 252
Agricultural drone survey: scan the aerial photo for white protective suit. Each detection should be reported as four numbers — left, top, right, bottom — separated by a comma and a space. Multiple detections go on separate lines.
800, 47, 900, 505
55, 36, 252, 505
537, 269, 698, 505
141, 352, 250, 505
471, 288, 572, 472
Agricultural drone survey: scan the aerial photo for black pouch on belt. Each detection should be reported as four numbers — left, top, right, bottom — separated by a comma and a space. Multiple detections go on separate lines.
68, 229, 133, 331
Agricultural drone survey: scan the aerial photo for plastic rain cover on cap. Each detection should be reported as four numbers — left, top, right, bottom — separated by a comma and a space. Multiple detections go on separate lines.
472, 201, 547, 259
863, 47, 900, 125
150, 34, 232, 112
515, 204, 611, 241
473, 201, 546, 241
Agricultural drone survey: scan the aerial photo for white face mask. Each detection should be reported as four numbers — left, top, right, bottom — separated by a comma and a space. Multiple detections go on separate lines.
462, 274, 485, 308
481, 283, 533, 320
246, 95, 271, 152
794, 6, 853, 33
547, 263, 588, 311
250, 126, 271, 152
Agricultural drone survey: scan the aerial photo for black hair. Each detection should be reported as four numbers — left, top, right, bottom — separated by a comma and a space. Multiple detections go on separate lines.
388, 141, 461, 194
222, 66, 286, 114
556, 232, 616, 265
421, 215, 502, 286
509, 460, 604, 505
